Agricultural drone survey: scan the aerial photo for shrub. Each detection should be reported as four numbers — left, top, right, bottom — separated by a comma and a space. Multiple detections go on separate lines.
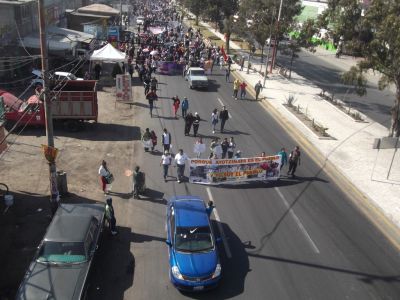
286, 94, 297, 107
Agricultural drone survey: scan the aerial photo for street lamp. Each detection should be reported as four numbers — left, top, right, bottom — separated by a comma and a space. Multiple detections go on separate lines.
263, 9, 276, 87
269, 0, 283, 74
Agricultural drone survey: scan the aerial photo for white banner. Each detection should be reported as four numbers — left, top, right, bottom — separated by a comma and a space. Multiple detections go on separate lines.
116, 74, 132, 102
189, 155, 281, 185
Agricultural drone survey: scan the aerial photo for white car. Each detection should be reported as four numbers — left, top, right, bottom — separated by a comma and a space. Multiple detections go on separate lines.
31, 70, 83, 87
136, 16, 145, 25
184, 67, 209, 89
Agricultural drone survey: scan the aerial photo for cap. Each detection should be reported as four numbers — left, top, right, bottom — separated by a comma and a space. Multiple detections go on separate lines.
195, 112, 198, 115
164, 150, 169, 154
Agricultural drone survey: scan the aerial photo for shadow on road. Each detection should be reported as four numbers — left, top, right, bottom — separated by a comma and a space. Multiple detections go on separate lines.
87, 226, 134, 300
183, 221, 250, 299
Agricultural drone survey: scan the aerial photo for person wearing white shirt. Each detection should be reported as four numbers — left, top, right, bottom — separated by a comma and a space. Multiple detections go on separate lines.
174, 149, 188, 183
160, 150, 172, 182
162, 128, 171, 151
98, 160, 110, 193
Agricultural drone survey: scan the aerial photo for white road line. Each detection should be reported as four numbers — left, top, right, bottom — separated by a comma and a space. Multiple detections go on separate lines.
274, 187, 320, 254
206, 187, 232, 258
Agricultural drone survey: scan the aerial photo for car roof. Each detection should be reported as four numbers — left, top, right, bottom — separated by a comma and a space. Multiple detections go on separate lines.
45, 203, 104, 242
54, 71, 72, 77
45, 215, 92, 242
170, 196, 209, 228
189, 67, 205, 71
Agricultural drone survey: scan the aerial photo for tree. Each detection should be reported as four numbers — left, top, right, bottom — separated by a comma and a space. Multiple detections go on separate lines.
184, 0, 207, 26
219, 0, 239, 54
323, 0, 400, 137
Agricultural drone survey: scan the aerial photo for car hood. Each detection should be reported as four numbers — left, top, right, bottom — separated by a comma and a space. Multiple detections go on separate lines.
16, 261, 89, 300
175, 250, 217, 277
190, 75, 208, 81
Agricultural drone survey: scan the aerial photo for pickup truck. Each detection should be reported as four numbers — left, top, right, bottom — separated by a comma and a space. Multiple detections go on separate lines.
4, 80, 98, 132
184, 67, 209, 89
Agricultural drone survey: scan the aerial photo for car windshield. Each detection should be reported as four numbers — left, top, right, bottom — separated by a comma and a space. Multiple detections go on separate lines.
175, 226, 214, 252
37, 241, 86, 264
191, 70, 205, 76
67, 74, 77, 80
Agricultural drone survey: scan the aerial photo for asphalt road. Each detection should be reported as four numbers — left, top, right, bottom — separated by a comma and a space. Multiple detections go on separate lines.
86, 67, 400, 299
275, 50, 395, 129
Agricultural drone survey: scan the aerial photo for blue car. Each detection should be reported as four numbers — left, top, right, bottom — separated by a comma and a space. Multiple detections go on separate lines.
166, 196, 222, 291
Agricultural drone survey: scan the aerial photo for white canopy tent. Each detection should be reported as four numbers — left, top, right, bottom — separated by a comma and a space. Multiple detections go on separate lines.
90, 43, 126, 62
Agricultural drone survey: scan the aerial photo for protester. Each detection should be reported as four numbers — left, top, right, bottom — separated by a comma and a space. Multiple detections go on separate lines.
172, 95, 180, 118
206, 200, 215, 216
150, 76, 158, 92
288, 146, 301, 176
227, 137, 236, 158
181, 97, 189, 117
233, 78, 240, 100
192, 112, 201, 137
184, 112, 194, 136
142, 128, 152, 152
219, 106, 229, 133
193, 137, 206, 158
132, 166, 145, 199
174, 149, 189, 183
162, 128, 172, 152
255, 80, 263, 101
234, 150, 242, 158
211, 108, 219, 134
240, 81, 247, 99
225, 68, 230, 82
160, 150, 172, 182
278, 147, 288, 170
98, 160, 112, 194
221, 137, 229, 159
150, 130, 157, 152
146, 90, 158, 117
105, 197, 118, 235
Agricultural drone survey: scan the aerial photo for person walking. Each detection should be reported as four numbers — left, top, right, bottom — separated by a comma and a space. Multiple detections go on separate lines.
288, 146, 301, 176
132, 166, 145, 199
105, 197, 118, 235
184, 112, 194, 136
99, 160, 112, 194
233, 78, 240, 100
181, 97, 189, 118
240, 81, 247, 99
142, 128, 152, 152
221, 137, 229, 158
174, 149, 188, 183
225, 68, 230, 82
150, 130, 157, 152
172, 95, 180, 118
255, 80, 263, 101
211, 108, 219, 134
193, 137, 206, 158
162, 128, 172, 152
146, 90, 158, 118
150, 76, 158, 92
227, 137, 236, 158
277, 147, 288, 170
192, 112, 201, 137
160, 150, 172, 182
219, 106, 229, 133
240, 57, 245, 71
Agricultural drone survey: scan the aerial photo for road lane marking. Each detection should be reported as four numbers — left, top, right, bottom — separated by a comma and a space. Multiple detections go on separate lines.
217, 98, 233, 119
206, 187, 232, 258
274, 187, 320, 254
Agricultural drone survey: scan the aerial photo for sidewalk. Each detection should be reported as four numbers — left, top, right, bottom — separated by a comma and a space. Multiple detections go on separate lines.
200, 21, 400, 235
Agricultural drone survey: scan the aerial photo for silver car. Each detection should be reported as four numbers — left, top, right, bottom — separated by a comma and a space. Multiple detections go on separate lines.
16, 203, 105, 300
185, 67, 209, 89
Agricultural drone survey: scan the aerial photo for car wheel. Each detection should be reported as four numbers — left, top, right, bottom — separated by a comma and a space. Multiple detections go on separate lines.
189, 84, 193, 89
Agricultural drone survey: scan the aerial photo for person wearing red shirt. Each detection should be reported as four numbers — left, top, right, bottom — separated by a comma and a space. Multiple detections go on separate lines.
240, 81, 247, 99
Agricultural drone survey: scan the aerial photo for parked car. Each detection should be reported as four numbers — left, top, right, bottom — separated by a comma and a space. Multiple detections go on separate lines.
31, 69, 83, 87
136, 16, 145, 25
184, 67, 209, 89
16, 203, 106, 300
166, 196, 222, 291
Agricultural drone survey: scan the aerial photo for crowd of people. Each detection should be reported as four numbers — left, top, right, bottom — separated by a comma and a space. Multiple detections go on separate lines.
97, 0, 302, 234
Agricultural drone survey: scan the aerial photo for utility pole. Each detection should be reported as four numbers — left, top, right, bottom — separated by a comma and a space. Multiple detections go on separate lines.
263, 10, 276, 87
38, 0, 59, 213
269, 0, 283, 73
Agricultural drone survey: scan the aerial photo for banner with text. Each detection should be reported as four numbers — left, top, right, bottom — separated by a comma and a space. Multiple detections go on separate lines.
116, 74, 133, 102
189, 155, 281, 185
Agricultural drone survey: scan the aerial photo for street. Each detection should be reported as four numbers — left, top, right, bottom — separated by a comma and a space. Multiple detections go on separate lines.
84, 68, 400, 299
